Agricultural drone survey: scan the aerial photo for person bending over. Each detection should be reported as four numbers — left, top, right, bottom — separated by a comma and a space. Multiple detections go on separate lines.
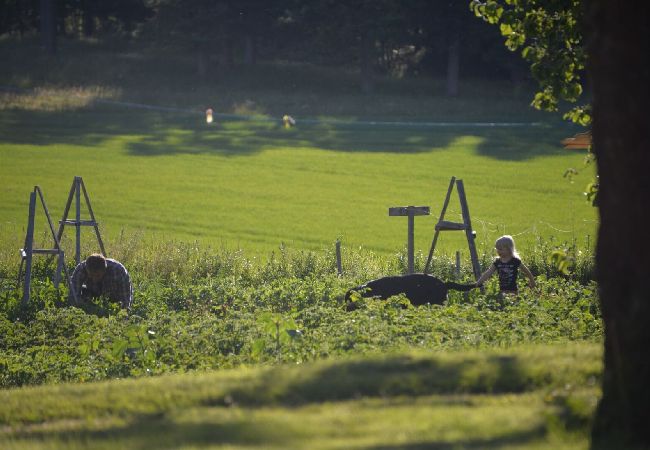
69, 253, 132, 309
476, 235, 535, 294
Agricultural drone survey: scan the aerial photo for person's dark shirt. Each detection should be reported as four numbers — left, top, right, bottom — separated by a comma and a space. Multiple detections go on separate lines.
493, 257, 521, 292
69, 258, 132, 308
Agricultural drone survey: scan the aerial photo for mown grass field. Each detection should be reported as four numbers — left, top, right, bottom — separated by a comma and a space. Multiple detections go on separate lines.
0, 38, 597, 260
0, 104, 596, 259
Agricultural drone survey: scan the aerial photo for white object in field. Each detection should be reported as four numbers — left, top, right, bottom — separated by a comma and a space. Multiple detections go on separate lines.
283, 115, 296, 128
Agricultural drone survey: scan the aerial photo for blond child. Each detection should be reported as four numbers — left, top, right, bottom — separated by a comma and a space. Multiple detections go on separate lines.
476, 235, 535, 294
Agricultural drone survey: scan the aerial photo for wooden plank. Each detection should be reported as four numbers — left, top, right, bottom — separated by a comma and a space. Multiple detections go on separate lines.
80, 177, 107, 256
435, 220, 466, 231
388, 206, 430, 216
335, 240, 343, 276
457, 180, 482, 283
30, 249, 62, 255
75, 176, 81, 266
56, 178, 77, 242
389, 206, 430, 274
425, 176, 456, 274
59, 220, 98, 226
21, 192, 36, 306
408, 214, 415, 273
34, 185, 75, 294
561, 131, 592, 149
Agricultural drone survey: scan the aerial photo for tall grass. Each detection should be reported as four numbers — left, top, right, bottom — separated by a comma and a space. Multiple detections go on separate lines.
0, 233, 600, 390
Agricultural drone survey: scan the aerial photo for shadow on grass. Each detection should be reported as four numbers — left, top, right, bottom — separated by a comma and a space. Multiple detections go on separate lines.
367, 425, 548, 450
6, 415, 303, 449
229, 354, 534, 407
1, 353, 588, 448
5, 413, 548, 450
0, 106, 579, 160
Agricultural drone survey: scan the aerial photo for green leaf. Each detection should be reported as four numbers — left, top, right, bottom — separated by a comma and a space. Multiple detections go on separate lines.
500, 23, 513, 35
584, 179, 599, 207
78, 343, 89, 358
112, 339, 128, 359
251, 339, 265, 358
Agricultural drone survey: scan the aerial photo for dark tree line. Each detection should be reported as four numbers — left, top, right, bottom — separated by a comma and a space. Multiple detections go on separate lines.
1, 0, 526, 94
1, 0, 150, 41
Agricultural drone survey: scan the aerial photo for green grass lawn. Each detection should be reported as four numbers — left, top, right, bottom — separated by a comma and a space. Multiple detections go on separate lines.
0, 38, 597, 259
0, 104, 596, 259
0, 342, 601, 449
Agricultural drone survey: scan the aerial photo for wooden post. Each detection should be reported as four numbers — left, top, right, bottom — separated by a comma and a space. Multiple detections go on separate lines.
389, 206, 430, 274
80, 178, 106, 256
456, 180, 481, 282
335, 240, 343, 276
34, 186, 63, 288
75, 177, 81, 266
57, 176, 107, 265
19, 186, 78, 306
56, 179, 76, 243
424, 177, 483, 289
21, 192, 36, 306
425, 176, 456, 273
407, 214, 415, 273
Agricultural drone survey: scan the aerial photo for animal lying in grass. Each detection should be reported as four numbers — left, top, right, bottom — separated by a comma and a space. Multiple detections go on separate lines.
345, 273, 476, 310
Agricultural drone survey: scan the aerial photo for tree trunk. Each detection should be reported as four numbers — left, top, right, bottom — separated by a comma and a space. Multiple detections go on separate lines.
40, 0, 56, 55
82, 3, 94, 38
243, 34, 256, 65
219, 38, 235, 68
588, 1, 650, 448
197, 48, 207, 79
359, 29, 374, 95
446, 26, 460, 97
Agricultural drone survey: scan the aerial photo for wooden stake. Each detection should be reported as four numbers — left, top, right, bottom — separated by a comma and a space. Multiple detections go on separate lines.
21, 192, 36, 306
335, 240, 343, 276
389, 206, 430, 274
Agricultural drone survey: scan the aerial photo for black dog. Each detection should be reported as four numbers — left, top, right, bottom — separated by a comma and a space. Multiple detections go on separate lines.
345, 273, 476, 310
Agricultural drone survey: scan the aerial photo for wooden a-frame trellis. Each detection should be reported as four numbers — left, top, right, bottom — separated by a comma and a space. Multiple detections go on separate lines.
424, 176, 482, 283
56, 176, 106, 266
19, 176, 106, 306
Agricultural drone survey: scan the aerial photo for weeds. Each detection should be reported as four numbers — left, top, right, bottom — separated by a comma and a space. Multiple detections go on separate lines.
0, 235, 600, 389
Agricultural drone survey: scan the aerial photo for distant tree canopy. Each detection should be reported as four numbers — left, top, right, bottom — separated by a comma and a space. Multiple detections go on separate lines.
0, 0, 151, 38
1, 0, 528, 92
469, 0, 589, 125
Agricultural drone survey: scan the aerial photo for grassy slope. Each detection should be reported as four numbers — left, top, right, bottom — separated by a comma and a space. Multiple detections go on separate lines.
0, 342, 601, 449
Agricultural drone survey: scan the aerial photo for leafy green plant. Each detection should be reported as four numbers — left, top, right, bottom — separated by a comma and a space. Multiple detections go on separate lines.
0, 237, 601, 389
252, 311, 303, 362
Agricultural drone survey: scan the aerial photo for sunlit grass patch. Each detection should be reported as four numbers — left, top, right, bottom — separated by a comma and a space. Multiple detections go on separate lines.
0, 105, 596, 257
0, 86, 120, 111
0, 343, 600, 449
